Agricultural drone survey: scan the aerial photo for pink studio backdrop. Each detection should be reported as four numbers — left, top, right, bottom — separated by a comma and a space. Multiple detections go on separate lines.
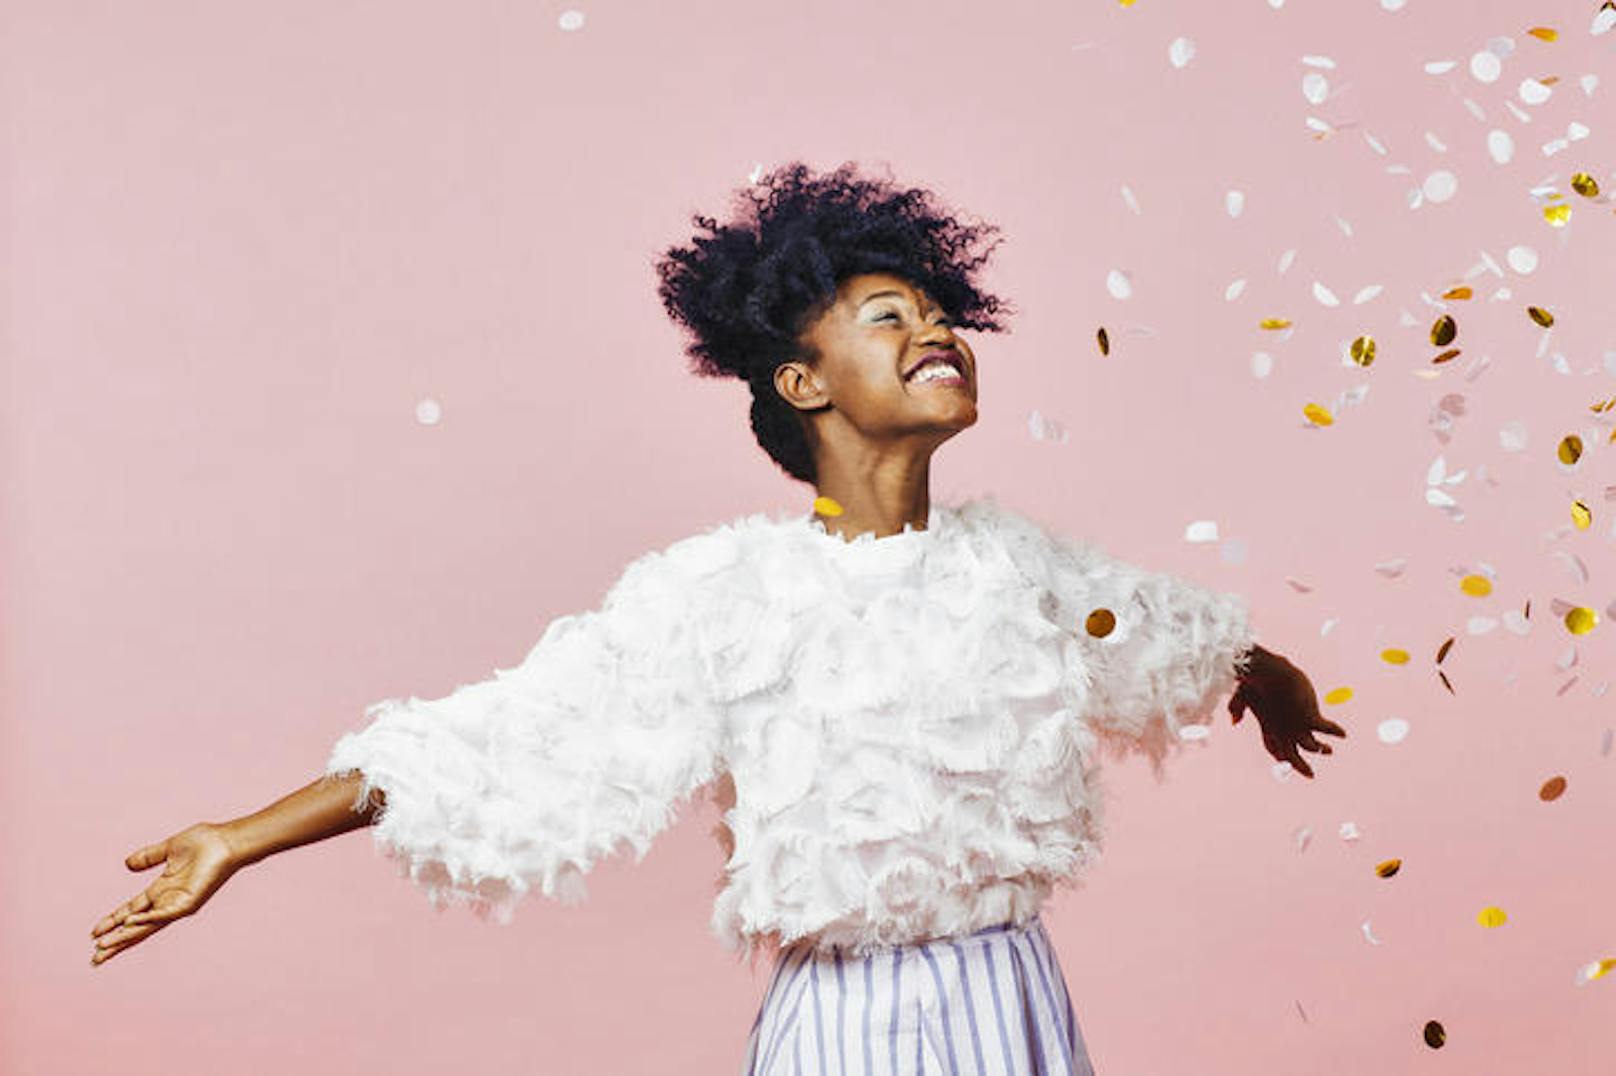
6, 1, 1614, 1073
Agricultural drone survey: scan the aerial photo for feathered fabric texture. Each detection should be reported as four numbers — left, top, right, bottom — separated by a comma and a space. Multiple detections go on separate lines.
325, 494, 1257, 961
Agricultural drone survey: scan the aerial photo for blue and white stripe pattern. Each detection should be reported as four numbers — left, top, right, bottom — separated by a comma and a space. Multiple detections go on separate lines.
740, 915, 1096, 1076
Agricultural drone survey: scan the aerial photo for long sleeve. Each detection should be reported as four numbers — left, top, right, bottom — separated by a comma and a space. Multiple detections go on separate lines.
979, 497, 1258, 777
324, 537, 729, 924
1045, 532, 1259, 775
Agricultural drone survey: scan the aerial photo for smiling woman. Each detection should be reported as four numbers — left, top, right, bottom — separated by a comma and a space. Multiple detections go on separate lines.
653, 160, 1015, 540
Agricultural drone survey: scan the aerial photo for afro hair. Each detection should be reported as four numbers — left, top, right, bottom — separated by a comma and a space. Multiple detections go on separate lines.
653, 160, 1015, 486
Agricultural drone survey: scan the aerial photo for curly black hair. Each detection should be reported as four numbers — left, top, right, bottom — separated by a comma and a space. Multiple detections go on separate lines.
653, 160, 1016, 486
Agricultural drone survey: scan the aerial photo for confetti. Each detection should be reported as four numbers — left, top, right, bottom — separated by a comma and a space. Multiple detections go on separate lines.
1526, 26, 1558, 43
1506, 245, 1538, 273
1423, 170, 1458, 203
1460, 574, 1493, 597
1477, 906, 1508, 928
1558, 434, 1583, 465
813, 496, 844, 517
1381, 648, 1410, 664
1487, 129, 1515, 163
1540, 775, 1567, 801
1312, 281, 1340, 306
1106, 269, 1133, 299
1169, 37, 1196, 69
1302, 72, 1329, 104
1323, 686, 1352, 705
1519, 77, 1552, 105
1378, 718, 1411, 743
1565, 607, 1597, 635
1184, 520, 1221, 542
1097, 327, 1110, 355
1375, 859, 1401, 878
1572, 500, 1592, 529
1303, 402, 1334, 426
1543, 203, 1571, 226
1527, 305, 1554, 327
1441, 285, 1473, 299
1084, 609, 1117, 638
1423, 1021, 1446, 1049
1225, 278, 1247, 301
1351, 336, 1377, 365
415, 397, 442, 425
1354, 284, 1384, 304
1431, 314, 1457, 346
1226, 189, 1245, 218
557, 9, 585, 31
1260, 317, 1293, 330
1470, 51, 1502, 83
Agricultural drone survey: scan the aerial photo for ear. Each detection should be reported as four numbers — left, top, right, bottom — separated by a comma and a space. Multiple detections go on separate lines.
773, 361, 828, 412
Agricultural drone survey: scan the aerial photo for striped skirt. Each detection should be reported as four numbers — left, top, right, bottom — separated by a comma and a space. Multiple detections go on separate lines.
739, 914, 1097, 1076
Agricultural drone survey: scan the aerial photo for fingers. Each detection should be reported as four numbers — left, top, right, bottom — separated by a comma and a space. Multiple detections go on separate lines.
90, 919, 164, 966
92, 890, 153, 938
125, 841, 167, 871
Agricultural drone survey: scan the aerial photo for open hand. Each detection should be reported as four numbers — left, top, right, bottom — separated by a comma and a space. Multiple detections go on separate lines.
90, 822, 241, 966
1228, 644, 1347, 778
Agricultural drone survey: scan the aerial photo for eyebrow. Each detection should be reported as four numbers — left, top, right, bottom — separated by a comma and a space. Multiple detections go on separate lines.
857, 289, 930, 309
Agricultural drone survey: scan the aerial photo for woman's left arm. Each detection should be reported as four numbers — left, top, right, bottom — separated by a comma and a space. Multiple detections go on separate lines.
1229, 643, 1348, 778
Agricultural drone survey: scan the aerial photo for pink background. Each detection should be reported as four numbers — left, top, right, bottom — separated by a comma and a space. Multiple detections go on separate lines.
8, 0, 1615, 1072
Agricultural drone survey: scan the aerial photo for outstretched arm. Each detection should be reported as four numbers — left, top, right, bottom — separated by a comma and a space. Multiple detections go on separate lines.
1229, 643, 1348, 778
90, 771, 382, 966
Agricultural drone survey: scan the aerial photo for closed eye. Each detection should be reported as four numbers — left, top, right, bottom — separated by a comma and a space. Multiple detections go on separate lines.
875, 312, 954, 327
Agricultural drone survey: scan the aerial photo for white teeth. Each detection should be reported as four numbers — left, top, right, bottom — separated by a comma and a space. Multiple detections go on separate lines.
912, 363, 959, 383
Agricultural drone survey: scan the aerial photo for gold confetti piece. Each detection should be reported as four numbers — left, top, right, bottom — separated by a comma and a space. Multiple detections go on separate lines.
1119, 0, 1139, 6
1540, 775, 1567, 801
1432, 348, 1462, 364
1477, 906, 1508, 928
1592, 395, 1615, 414
1323, 686, 1353, 705
1084, 608, 1116, 638
1423, 1021, 1446, 1049
1565, 606, 1598, 635
1375, 859, 1401, 878
1350, 336, 1376, 366
1438, 669, 1455, 695
1259, 317, 1292, 330
1303, 402, 1334, 426
812, 496, 844, 517
1544, 203, 1571, 227
1572, 500, 1592, 529
1587, 959, 1616, 982
1528, 305, 1555, 327
1440, 286, 1473, 300
1381, 648, 1410, 665
1097, 326, 1110, 356
1460, 574, 1493, 597
1436, 637, 1454, 664
1572, 172, 1601, 197
1430, 314, 1457, 347
1558, 434, 1583, 465
1526, 26, 1558, 42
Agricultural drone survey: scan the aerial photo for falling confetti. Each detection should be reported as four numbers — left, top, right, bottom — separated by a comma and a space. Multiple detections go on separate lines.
1378, 718, 1411, 743
1097, 327, 1110, 355
1477, 906, 1508, 928
1375, 859, 1401, 878
1084, 609, 1117, 638
813, 496, 844, 517
1168, 37, 1196, 68
1540, 776, 1567, 801
1107, 269, 1133, 299
557, 9, 586, 31
1423, 1021, 1446, 1049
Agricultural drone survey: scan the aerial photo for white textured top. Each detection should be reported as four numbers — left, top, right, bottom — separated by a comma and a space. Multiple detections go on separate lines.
325, 494, 1258, 960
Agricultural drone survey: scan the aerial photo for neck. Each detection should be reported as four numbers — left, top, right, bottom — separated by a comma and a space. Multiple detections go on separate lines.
811, 455, 932, 540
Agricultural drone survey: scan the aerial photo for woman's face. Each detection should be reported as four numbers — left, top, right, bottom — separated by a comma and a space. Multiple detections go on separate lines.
775, 272, 978, 460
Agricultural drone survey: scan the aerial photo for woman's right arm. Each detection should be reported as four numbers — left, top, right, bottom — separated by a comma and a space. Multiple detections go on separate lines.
89, 771, 383, 966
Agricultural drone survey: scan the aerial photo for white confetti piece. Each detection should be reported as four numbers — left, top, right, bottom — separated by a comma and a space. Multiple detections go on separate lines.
1178, 724, 1211, 742
1467, 616, 1499, 635
1519, 78, 1552, 105
1380, 0, 1406, 11
1373, 558, 1407, 578
1353, 284, 1383, 304
1506, 245, 1537, 273
1363, 130, 1389, 155
1462, 97, 1487, 121
415, 397, 443, 425
1377, 718, 1410, 744
1361, 920, 1382, 946
1301, 55, 1336, 69
558, 9, 585, 31
1277, 248, 1297, 274
1425, 60, 1458, 75
1225, 278, 1248, 301
1027, 410, 1070, 443
1106, 269, 1133, 299
1595, 6, 1616, 36
1293, 826, 1312, 853
1567, 121, 1590, 141
1334, 215, 1354, 237
1423, 170, 1458, 203
1251, 351, 1274, 378
1302, 72, 1330, 104
1487, 35, 1515, 59
1542, 137, 1570, 157
1503, 99, 1532, 123
1502, 610, 1531, 635
1184, 520, 1220, 543
1499, 421, 1529, 452
1424, 131, 1447, 152
1304, 115, 1334, 134
1470, 51, 1502, 83
1120, 184, 1142, 214
1226, 189, 1245, 218
1340, 821, 1362, 841
1312, 281, 1340, 306
1219, 537, 1248, 565
1169, 37, 1196, 68
747, 162, 765, 184
1486, 129, 1515, 164
1581, 74, 1600, 96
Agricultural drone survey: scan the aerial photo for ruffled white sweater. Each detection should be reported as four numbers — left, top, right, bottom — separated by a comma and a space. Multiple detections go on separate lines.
325, 494, 1258, 960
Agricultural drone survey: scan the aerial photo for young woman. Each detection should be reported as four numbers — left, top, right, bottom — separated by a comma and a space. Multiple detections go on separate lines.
90, 161, 1345, 1074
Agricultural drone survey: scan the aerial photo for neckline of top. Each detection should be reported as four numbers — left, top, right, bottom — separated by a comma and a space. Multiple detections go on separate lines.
805, 501, 943, 548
